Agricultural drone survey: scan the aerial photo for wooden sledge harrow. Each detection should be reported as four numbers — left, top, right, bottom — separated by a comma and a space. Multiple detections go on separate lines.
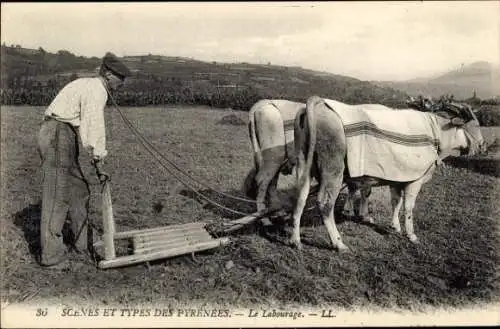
94, 181, 234, 269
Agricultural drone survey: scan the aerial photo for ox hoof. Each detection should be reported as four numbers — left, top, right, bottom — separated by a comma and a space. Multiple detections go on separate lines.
408, 234, 419, 244
337, 244, 350, 253
256, 203, 266, 213
361, 216, 375, 224
391, 225, 402, 233
287, 238, 302, 250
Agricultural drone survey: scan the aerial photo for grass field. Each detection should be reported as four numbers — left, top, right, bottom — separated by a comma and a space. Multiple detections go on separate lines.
1, 105, 499, 312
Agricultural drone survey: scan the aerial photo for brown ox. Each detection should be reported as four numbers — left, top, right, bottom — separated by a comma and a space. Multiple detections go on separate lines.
290, 96, 485, 251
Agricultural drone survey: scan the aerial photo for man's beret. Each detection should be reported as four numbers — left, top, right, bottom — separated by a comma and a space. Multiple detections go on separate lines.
102, 52, 131, 79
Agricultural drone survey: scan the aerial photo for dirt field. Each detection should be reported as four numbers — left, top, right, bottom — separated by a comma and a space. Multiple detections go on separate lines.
1, 105, 499, 311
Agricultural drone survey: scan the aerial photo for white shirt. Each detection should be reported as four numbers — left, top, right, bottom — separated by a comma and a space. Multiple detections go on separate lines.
45, 77, 109, 160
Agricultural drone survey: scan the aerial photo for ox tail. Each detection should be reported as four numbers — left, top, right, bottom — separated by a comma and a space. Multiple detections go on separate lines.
248, 102, 264, 170
243, 101, 264, 198
299, 96, 322, 187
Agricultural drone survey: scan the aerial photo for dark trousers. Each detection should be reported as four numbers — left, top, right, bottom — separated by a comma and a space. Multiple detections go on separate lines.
38, 118, 91, 266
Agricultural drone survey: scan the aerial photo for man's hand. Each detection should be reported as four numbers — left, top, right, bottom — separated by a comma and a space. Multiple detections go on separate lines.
91, 158, 111, 183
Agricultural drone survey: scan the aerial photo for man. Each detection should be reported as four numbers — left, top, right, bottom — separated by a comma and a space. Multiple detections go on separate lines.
37, 52, 131, 268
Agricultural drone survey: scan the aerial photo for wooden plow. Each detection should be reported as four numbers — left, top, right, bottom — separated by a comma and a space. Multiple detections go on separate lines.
93, 181, 268, 269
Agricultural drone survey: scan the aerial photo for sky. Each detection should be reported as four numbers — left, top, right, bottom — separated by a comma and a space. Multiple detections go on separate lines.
1, 1, 499, 81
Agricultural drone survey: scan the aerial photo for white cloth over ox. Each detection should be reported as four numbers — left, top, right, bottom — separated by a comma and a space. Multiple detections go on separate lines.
323, 99, 441, 182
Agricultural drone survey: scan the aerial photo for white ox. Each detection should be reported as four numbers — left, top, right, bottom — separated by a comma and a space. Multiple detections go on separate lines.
290, 96, 485, 251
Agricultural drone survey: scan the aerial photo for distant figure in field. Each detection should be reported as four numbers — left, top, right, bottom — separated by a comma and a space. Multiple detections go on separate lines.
37, 52, 131, 269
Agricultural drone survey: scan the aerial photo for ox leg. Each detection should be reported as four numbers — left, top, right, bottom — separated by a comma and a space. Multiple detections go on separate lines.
255, 148, 285, 215
289, 151, 309, 250
262, 173, 281, 226
343, 185, 356, 217
358, 185, 374, 223
255, 172, 271, 213
267, 172, 280, 210
390, 186, 403, 233
318, 175, 349, 252
403, 181, 424, 243
289, 175, 310, 250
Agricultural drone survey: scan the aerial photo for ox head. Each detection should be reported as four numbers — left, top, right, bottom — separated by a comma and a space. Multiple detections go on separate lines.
434, 100, 485, 156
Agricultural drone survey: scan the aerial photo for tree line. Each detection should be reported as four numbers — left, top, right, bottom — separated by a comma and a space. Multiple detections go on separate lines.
1, 54, 499, 126
0, 71, 410, 111
2, 81, 499, 126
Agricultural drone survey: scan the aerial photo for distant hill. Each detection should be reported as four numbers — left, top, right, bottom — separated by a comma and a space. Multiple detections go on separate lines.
1, 45, 411, 109
373, 61, 500, 100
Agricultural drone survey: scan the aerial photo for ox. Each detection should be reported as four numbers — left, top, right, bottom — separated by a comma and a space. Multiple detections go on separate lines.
290, 96, 485, 251
243, 99, 370, 222
243, 99, 305, 214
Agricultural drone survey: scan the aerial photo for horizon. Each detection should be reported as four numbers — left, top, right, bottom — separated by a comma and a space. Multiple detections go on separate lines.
2, 42, 495, 83
1, 2, 498, 81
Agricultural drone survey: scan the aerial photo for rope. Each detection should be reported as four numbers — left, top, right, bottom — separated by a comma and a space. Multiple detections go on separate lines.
107, 90, 257, 204
118, 106, 253, 216
103, 86, 255, 216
